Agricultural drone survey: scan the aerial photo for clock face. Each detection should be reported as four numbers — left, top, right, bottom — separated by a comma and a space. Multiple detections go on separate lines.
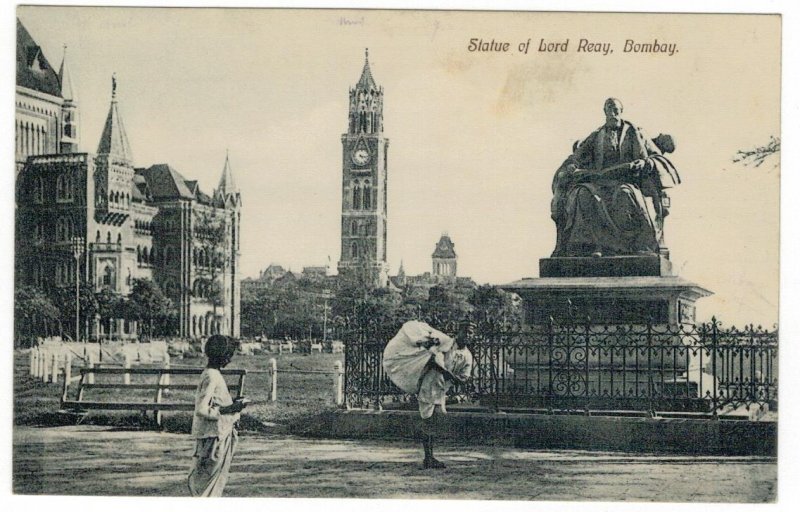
352, 148, 370, 166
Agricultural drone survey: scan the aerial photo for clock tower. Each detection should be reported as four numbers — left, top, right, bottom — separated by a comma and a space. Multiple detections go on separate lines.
338, 49, 389, 287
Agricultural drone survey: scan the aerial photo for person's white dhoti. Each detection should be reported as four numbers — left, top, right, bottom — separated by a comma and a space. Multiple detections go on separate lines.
382, 321, 454, 394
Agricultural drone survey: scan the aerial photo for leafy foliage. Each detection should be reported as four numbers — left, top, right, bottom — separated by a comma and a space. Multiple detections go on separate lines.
14, 286, 60, 346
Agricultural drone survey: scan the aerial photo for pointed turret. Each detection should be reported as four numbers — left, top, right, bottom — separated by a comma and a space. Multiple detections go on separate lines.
215, 150, 241, 207
347, 48, 383, 135
356, 48, 377, 91
97, 73, 133, 165
58, 44, 79, 153
58, 45, 77, 102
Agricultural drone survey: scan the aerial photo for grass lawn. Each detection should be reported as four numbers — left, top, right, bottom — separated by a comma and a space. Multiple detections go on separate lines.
13, 349, 344, 433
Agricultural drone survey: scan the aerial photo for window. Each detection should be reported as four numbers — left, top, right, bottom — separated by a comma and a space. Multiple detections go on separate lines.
56, 216, 73, 242
32, 176, 44, 204
56, 174, 74, 202
31, 264, 42, 287
100, 263, 116, 289
363, 180, 371, 210
33, 222, 45, 243
352, 182, 361, 210
351, 220, 358, 236
351, 242, 358, 259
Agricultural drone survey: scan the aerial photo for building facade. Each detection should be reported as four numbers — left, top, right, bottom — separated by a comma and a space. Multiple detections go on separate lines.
15, 20, 241, 340
337, 50, 389, 287
432, 233, 458, 278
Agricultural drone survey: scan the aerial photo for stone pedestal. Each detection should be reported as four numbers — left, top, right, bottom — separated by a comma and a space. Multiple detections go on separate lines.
502, 275, 712, 326
540, 255, 672, 278
500, 254, 713, 326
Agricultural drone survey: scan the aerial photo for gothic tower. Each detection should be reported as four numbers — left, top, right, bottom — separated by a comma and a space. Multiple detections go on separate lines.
214, 151, 242, 338
338, 49, 389, 287
58, 45, 79, 153
432, 233, 457, 279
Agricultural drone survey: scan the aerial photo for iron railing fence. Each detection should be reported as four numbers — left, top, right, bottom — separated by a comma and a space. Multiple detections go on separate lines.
342, 316, 778, 416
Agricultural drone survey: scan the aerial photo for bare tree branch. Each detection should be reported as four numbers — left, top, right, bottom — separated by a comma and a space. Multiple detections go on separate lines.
733, 136, 780, 168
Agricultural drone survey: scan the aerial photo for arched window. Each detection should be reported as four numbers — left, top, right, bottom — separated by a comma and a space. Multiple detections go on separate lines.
96, 230, 101, 242
142, 246, 149, 264
351, 220, 358, 236
352, 182, 361, 210
56, 216, 72, 242
31, 263, 42, 287
117, 233, 122, 245
101, 264, 115, 288
137, 246, 142, 264
351, 242, 358, 259
363, 180, 371, 209
106, 231, 112, 243
32, 176, 44, 204
34, 222, 44, 243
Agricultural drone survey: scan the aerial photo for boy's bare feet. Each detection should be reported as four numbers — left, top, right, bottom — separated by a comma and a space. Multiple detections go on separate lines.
423, 457, 446, 469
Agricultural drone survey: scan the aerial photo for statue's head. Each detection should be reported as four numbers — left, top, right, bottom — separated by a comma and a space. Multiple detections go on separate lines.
603, 98, 623, 126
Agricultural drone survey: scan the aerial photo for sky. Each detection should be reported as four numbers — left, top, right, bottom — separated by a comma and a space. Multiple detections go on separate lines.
13, 6, 781, 326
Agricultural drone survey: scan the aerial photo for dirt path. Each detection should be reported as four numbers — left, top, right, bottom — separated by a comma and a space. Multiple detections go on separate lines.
13, 426, 776, 502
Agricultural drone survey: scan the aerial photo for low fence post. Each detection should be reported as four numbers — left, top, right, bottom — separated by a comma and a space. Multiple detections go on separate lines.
269, 358, 277, 402
87, 351, 96, 385
42, 348, 50, 383
50, 351, 59, 384
35, 348, 42, 379
29, 348, 36, 376
65, 351, 72, 383
32, 347, 40, 378
163, 353, 171, 388
333, 360, 344, 406
123, 353, 131, 385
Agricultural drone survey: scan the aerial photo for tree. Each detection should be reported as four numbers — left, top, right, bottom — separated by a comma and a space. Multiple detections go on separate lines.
95, 287, 125, 340
468, 285, 522, 324
422, 282, 474, 324
15, 286, 60, 346
127, 278, 175, 339
193, 208, 230, 334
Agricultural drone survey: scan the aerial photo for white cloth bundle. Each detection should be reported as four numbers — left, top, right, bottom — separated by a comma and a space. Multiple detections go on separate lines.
382, 320, 454, 393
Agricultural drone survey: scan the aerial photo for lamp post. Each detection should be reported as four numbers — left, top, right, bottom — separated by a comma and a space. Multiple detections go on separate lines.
71, 236, 85, 344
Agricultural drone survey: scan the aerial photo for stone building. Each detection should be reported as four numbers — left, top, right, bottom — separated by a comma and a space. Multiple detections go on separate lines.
15, 19, 241, 340
337, 49, 389, 287
15, 19, 79, 174
431, 233, 457, 278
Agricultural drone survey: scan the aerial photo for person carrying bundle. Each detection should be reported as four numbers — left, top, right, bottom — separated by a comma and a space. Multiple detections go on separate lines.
383, 320, 473, 469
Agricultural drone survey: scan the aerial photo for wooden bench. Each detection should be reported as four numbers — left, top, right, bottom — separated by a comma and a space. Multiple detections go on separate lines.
60, 367, 247, 427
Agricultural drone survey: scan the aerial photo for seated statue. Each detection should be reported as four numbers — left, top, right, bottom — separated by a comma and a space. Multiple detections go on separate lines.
551, 98, 681, 257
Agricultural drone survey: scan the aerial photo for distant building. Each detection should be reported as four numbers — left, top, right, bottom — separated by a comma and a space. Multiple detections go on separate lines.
432, 233, 457, 278
15, 19, 241, 339
390, 234, 475, 291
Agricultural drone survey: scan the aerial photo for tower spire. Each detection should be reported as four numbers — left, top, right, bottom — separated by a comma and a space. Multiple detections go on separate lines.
58, 44, 80, 153
96, 72, 133, 164
357, 47, 377, 91
58, 44, 77, 102
216, 149, 240, 206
